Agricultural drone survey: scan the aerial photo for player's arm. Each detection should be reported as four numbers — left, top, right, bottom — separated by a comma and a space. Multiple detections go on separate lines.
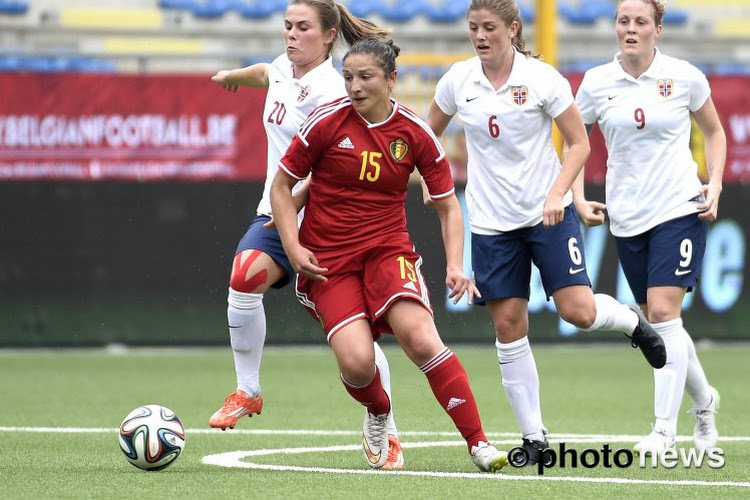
692, 96, 726, 221
263, 175, 310, 229
544, 103, 591, 227
569, 122, 606, 227
432, 194, 480, 305
211, 63, 271, 92
421, 101, 454, 207
270, 169, 327, 281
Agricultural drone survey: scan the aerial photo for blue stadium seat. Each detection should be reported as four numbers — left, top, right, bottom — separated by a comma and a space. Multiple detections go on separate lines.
662, 9, 688, 25
713, 62, 750, 75
68, 57, 118, 73
346, 0, 378, 18
422, 0, 468, 23
0, 1, 28, 15
0, 56, 21, 71
236, 0, 285, 19
372, 0, 426, 22
158, 0, 196, 10
190, 0, 236, 19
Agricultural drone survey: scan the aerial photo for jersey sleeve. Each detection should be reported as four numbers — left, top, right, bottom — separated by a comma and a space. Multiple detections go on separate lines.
433, 67, 458, 117
575, 72, 598, 125
413, 124, 454, 200
688, 65, 711, 112
542, 65, 575, 119
278, 112, 328, 180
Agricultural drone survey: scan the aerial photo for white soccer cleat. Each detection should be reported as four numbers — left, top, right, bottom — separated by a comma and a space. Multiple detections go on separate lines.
471, 441, 509, 473
689, 386, 720, 451
362, 411, 389, 469
634, 427, 676, 456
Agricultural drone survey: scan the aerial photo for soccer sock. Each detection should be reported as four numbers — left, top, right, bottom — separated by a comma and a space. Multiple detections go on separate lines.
341, 366, 391, 416
581, 293, 638, 333
227, 288, 266, 397
496, 337, 545, 440
652, 318, 688, 437
421, 348, 487, 451
374, 342, 398, 437
681, 322, 712, 408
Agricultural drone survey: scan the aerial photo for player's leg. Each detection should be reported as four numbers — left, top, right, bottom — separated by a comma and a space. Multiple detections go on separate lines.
209, 215, 290, 430
649, 213, 716, 450
384, 300, 507, 472
373, 341, 403, 469
301, 271, 393, 469
472, 230, 547, 465
329, 319, 392, 469
365, 244, 506, 472
533, 205, 665, 368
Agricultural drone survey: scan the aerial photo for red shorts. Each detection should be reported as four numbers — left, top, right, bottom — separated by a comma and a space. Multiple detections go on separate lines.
295, 238, 433, 342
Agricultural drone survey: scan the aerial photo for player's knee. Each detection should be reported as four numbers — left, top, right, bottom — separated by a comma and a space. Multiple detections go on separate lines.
229, 250, 271, 293
493, 318, 527, 342
340, 359, 375, 386
558, 304, 596, 329
227, 288, 263, 311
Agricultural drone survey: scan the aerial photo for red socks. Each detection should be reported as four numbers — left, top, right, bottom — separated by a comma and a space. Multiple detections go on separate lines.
341, 366, 391, 416
421, 348, 487, 451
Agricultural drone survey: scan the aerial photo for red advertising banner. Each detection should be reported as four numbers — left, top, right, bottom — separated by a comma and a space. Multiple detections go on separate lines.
1, 73, 748, 182
0, 73, 268, 181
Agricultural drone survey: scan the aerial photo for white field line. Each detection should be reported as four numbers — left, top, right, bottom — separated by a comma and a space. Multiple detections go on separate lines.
202, 443, 750, 488
1, 427, 750, 444
4, 426, 747, 487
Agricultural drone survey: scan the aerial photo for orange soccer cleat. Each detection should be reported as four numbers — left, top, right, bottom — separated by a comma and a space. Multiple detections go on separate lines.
381, 435, 404, 470
208, 390, 263, 430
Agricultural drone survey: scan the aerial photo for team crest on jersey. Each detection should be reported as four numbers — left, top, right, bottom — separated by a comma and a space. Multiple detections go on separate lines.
511, 86, 528, 105
389, 138, 409, 162
658, 79, 673, 97
298, 85, 311, 102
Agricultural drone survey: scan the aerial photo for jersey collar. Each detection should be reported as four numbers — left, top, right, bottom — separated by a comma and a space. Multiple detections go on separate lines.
355, 97, 400, 128
471, 47, 527, 91
290, 56, 335, 85
612, 47, 664, 81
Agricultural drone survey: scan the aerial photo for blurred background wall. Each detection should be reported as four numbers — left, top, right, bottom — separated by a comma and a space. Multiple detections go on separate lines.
1, 0, 748, 346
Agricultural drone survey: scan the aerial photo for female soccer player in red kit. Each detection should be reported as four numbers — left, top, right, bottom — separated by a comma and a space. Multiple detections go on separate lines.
270, 38, 509, 472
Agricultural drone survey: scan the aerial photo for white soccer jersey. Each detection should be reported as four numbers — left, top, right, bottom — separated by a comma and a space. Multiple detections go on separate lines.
576, 49, 710, 237
434, 49, 574, 233
255, 54, 345, 216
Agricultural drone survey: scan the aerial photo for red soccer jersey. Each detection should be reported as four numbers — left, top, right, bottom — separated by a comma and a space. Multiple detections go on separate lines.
278, 97, 454, 255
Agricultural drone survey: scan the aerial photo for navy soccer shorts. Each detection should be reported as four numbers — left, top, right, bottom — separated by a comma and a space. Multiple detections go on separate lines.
471, 205, 591, 304
615, 213, 707, 304
235, 214, 294, 289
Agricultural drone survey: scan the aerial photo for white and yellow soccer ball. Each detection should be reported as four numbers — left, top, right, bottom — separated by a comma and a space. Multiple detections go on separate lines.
118, 404, 185, 471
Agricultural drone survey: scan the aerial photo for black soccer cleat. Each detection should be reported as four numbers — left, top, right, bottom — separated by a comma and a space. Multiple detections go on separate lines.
511, 433, 551, 467
626, 305, 667, 369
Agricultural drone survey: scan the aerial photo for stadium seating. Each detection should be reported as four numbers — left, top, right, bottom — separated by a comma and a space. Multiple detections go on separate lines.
0, 1, 28, 15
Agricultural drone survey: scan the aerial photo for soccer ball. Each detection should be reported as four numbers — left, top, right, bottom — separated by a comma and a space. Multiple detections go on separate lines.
118, 404, 186, 471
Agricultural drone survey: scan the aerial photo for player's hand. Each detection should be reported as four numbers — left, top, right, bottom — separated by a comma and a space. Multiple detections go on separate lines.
289, 245, 328, 282
211, 70, 239, 93
574, 199, 607, 227
543, 194, 565, 228
697, 184, 721, 222
262, 216, 276, 230
445, 267, 481, 305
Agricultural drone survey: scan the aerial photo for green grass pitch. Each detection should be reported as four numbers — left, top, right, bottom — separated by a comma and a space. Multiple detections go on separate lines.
1, 343, 748, 498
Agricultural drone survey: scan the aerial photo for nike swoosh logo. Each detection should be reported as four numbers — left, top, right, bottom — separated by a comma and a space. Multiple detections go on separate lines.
229, 325, 243, 329
362, 434, 382, 464
674, 269, 692, 276
466, 96, 479, 102
569, 267, 586, 275
608, 95, 617, 100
